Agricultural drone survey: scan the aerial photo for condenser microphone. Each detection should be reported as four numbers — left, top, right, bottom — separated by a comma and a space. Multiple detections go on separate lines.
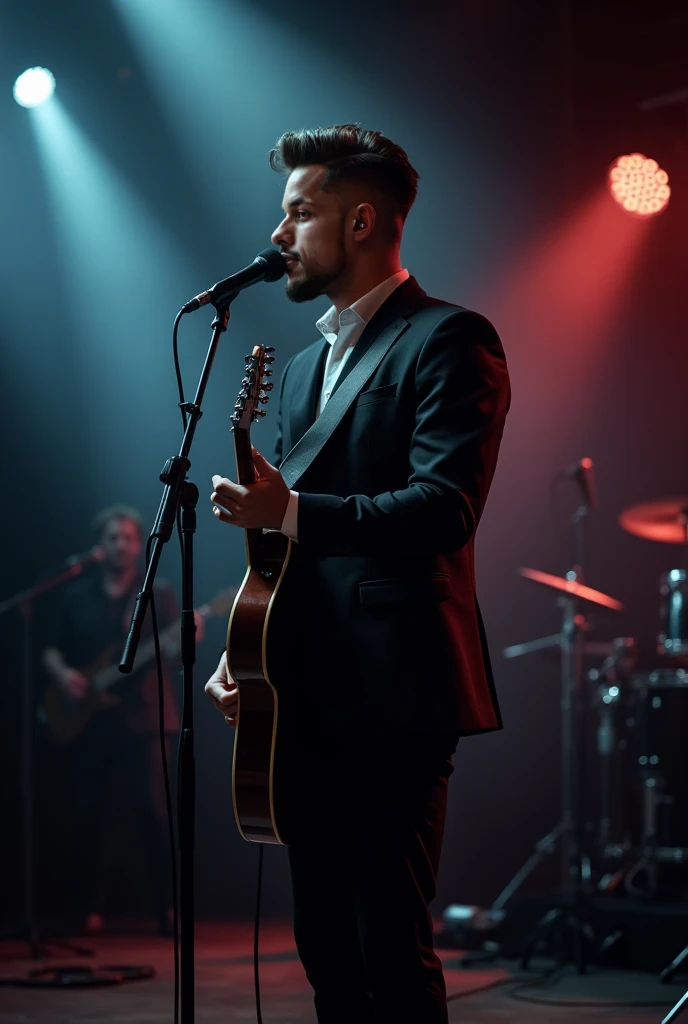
181, 248, 286, 313
569, 457, 597, 509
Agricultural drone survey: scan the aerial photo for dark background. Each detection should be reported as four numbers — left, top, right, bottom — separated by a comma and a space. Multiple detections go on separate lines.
1, 0, 687, 923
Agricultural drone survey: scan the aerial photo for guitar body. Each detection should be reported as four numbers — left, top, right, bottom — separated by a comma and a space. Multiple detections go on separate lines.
225, 344, 292, 845
43, 589, 235, 744
43, 645, 120, 744
227, 530, 291, 844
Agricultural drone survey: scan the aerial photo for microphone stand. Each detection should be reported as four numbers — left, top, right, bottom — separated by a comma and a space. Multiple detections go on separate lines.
0, 563, 97, 959
119, 297, 235, 1024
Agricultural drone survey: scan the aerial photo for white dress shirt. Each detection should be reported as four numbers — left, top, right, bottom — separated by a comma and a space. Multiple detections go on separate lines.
280, 268, 410, 540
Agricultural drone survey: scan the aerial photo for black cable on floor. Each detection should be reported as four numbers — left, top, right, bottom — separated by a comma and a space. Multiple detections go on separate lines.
507, 969, 681, 1009
447, 963, 682, 1010
447, 974, 545, 1001
508, 986, 678, 1009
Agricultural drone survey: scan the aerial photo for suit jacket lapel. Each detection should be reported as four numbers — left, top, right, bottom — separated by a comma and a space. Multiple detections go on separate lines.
287, 277, 426, 447
329, 276, 427, 398
289, 339, 328, 447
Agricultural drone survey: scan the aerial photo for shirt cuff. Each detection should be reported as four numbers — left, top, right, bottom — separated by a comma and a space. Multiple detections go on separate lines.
280, 490, 299, 541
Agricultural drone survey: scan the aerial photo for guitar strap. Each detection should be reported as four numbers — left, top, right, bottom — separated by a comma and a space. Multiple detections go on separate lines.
279, 317, 410, 490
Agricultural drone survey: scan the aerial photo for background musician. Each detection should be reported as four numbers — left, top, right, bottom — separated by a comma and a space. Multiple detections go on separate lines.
42, 504, 203, 935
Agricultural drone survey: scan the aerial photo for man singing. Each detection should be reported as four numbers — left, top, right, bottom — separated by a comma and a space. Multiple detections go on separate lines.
205, 124, 510, 1023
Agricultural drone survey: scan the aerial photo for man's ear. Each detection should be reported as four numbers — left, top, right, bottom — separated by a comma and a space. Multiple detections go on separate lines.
352, 203, 376, 238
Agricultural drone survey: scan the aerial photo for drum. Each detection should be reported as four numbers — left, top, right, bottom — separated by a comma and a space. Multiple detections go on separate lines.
658, 569, 688, 656
629, 668, 688, 858
587, 639, 638, 857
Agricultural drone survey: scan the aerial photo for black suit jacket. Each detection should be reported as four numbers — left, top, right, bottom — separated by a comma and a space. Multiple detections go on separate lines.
267, 276, 510, 737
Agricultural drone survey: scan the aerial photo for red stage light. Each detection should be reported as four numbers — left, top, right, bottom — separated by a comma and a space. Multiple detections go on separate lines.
608, 153, 670, 218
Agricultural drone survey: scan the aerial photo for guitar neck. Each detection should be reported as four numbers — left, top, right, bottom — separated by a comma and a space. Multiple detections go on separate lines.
234, 428, 256, 486
234, 428, 268, 561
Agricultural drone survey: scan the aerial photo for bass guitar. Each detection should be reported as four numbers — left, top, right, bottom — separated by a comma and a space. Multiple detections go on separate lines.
44, 587, 236, 744
226, 345, 292, 845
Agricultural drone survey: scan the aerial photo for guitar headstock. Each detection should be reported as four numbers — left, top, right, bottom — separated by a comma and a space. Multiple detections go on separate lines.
231, 345, 275, 433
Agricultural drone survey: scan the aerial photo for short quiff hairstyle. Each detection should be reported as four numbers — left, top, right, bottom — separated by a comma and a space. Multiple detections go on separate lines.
269, 124, 419, 232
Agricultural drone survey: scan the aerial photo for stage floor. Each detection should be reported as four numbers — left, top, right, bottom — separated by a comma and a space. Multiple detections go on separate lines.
0, 921, 685, 1022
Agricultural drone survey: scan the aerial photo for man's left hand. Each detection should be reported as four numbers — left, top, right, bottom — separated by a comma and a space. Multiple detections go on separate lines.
211, 449, 289, 531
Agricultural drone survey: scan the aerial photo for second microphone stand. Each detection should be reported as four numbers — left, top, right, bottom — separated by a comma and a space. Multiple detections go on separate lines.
0, 563, 97, 960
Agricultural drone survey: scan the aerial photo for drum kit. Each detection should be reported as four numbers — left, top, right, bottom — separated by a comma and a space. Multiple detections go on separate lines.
504, 496, 688, 909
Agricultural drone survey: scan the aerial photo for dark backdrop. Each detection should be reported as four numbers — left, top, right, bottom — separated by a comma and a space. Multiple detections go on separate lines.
1, 0, 687, 922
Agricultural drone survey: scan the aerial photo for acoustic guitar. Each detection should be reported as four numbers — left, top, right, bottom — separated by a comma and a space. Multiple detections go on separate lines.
226, 345, 292, 845
43, 587, 236, 744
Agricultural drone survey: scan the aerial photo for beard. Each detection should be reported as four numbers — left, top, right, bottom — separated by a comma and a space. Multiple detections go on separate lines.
285, 218, 347, 303
285, 266, 343, 303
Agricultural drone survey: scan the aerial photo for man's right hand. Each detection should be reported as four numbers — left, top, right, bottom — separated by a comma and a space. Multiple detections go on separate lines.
204, 651, 239, 726
58, 667, 89, 701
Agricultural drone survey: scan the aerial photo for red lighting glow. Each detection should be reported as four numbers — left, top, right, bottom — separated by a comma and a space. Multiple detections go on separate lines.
608, 153, 670, 218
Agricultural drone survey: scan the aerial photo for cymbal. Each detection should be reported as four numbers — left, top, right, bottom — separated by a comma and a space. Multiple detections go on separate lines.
619, 498, 688, 545
519, 567, 624, 612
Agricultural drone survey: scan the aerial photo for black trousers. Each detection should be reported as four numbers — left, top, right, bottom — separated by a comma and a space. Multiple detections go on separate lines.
280, 733, 458, 1024
64, 720, 173, 925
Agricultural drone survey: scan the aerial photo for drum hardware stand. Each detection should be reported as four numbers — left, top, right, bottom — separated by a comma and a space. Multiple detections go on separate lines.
589, 637, 638, 867
661, 945, 688, 985
520, 586, 602, 972
463, 488, 623, 972
623, 774, 665, 899
662, 945, 688, 1024
0, 565, 96, 959
663, 990, 688, 1024
461, 588, 602, 971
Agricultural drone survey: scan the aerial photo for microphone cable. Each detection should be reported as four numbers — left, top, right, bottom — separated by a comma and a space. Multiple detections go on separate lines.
172, 307, 267, 1024
148, 535, 180, 1024
254, 845, 265, 1024
173, 310, 187, 431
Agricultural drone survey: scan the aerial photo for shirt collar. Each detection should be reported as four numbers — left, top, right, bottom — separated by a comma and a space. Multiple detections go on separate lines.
315, 269, 410, 344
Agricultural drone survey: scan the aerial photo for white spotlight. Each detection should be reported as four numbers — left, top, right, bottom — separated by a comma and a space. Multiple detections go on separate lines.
13, 67, 55, 108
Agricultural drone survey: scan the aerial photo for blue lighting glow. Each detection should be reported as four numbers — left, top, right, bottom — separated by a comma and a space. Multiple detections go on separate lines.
13, 67, 55, 108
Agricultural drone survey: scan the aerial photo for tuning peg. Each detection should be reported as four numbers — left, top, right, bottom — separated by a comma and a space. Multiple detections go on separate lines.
254, 408, 267, 417
265, 346, 275, 353
261, 382, 274, 391
259, 397, 269, 404
264, 357, 275, 364
263, 370, 273, 377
